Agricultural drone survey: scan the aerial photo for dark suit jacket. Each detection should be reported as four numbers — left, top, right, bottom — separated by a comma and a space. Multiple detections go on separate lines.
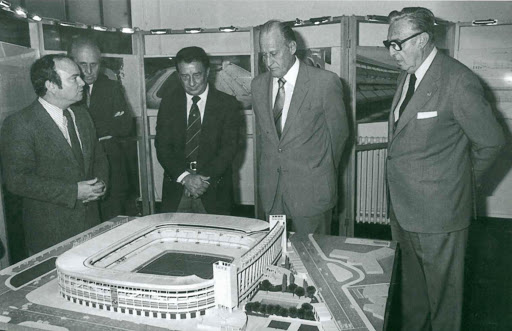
251, 62, 349, 217
82, 74, 133, 198
155, 85, 240, 215
387, 51, 505, 233
0, 100, 109, 253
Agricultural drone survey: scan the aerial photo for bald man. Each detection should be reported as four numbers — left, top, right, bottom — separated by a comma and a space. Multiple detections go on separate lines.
251, 20, 348, 235
69, 37, 134, 221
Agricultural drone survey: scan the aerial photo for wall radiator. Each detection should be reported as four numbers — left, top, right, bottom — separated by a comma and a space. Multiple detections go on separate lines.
356, 137, 390, 224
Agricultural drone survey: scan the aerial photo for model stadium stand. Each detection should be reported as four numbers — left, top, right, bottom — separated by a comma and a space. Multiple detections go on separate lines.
56, 213, 286, 319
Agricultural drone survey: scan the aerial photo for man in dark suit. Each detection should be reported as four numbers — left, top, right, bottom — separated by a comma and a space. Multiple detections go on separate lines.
384, 7, 505, 331
251, 20, 348, 235
0, 54, 108, 254
155, 46, 239, 215
69, 37, 134, 221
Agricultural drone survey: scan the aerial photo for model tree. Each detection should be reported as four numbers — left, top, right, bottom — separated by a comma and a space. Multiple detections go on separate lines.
295, 286, 305, 299
288, 283, 298, 295
290, 272, 295, 285
260, 279, 272, 292
259, 304, 267, 314
303, 279, 308, 289
245, 302, 253, 312
306, 285, 317, 298
282, 274, 287, 292
289, 307, 298, 318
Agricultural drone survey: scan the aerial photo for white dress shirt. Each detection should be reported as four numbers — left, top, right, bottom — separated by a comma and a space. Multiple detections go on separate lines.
272, 57, 300, 131
39, 97, 83, 150
394, 47, 438, 122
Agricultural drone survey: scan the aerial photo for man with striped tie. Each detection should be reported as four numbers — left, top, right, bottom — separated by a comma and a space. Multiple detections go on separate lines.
251, 20, 348, 235
155, 46, 240, 215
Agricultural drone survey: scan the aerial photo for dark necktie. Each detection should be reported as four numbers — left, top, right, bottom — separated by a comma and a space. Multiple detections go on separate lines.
273, 78, 286, 138
84, 84, 91, 108
395, 74, 416, 130
185, 96, 201, 162
63, 109, 85, 171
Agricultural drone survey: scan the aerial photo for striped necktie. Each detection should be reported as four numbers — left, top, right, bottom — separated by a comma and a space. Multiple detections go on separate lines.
273, 78, 286, 138
185, 95, 201, 162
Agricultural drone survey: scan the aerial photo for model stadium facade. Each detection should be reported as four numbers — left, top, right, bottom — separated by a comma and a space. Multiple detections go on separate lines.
56, 213, 286, 319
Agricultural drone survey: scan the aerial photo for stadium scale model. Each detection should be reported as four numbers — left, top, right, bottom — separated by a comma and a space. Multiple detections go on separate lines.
56, 213, 286, 320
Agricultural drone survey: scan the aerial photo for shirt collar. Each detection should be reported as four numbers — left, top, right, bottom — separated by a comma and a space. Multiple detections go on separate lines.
414, 47, 438, 83
186, 84, 209, 103
38, 97, 64, 112
275, 56, 300, 87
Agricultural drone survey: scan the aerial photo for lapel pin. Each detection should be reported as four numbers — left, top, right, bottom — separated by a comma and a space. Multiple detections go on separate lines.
427, 92, 432, 96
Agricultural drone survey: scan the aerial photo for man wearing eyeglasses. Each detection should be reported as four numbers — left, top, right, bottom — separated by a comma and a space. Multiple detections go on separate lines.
384, 7, 504, 331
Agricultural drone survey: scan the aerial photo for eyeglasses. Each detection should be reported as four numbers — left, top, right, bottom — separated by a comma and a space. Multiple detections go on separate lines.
383, 31, 424, 51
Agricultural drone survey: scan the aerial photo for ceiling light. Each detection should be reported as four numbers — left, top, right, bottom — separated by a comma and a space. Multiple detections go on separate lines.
185, 28, 203, 34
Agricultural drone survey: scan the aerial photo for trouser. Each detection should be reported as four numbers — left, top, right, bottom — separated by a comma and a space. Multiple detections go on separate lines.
176, 191, 207, 213
269, 180, 332, 235
390, 207, 468, 331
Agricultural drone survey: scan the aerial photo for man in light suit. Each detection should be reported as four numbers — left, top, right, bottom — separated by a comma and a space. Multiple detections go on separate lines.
252, 20, 348, 235
155, 46, 240, 215
385, 7, 504, 331
69, 37, 134, 221
0, 54, 108, 254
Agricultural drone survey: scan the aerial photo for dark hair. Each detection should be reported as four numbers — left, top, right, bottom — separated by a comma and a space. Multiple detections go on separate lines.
174, 46, 210, 72
67, 36, 101, 57
388, 7, 435, 42
260, 20, 297, 44
30, 54, 71, 97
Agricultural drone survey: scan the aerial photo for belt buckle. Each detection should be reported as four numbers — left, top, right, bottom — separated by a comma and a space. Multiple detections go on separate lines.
189, 161, 197, 171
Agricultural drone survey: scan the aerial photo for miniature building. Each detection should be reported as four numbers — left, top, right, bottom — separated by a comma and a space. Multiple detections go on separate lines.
56, 213, 286, 319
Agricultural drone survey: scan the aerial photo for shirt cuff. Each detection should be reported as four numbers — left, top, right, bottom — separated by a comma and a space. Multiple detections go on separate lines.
177, 171, 190, 184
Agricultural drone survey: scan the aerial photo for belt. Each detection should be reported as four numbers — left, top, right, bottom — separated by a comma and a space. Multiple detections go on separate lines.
187, 161, 197, 171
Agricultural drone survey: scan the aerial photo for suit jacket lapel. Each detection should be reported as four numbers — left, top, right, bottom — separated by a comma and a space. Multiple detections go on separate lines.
388, 73, 407, 141
281, 62, 309, 141
199, 87, 216, 158
391, 52, 442, 139
32, 101, 78, 167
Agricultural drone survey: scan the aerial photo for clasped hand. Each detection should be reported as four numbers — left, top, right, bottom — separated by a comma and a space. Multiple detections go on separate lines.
183, 174, 210, 199
77, 178, 106, 203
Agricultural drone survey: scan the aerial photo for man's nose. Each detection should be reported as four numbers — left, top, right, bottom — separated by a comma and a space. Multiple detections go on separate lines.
78, 77, 85, 87
84, 65, 92, 74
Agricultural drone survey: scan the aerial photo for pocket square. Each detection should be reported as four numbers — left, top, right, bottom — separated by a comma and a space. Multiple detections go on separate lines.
417, 111, 437, 119
114, 111, 124, 117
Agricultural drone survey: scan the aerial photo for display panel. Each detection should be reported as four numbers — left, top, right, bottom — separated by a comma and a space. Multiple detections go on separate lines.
0, 12, 30, 47
42, 24, 132, 54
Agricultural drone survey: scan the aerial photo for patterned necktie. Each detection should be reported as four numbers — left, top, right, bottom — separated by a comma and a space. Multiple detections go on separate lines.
273, 78, 286, 138
185, 95, 201, 162
63, 109, 84, 171
84, 84, 91, 108
395, 74, 417, 130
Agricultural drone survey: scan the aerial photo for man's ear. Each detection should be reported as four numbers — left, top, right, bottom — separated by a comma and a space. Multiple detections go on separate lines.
45, 80, 54, 94
419, 32, 430, 48
205, 67, 210, 78
288, 40, 297, 55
